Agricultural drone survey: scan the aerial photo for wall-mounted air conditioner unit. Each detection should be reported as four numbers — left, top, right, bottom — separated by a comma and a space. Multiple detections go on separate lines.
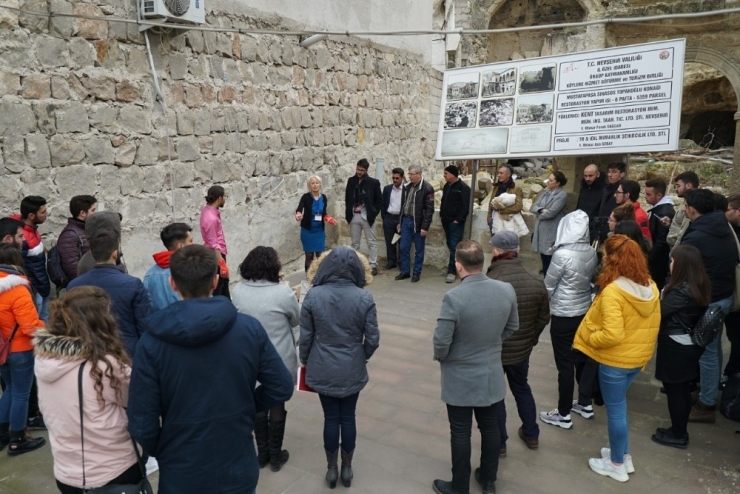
139, 0, 206, 28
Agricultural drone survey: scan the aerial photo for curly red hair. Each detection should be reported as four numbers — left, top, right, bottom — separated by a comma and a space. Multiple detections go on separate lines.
597, 234, 650, 287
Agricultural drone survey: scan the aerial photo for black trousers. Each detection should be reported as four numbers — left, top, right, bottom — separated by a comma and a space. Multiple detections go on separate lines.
446, 403, 500, 492
550, 314, 597, 416
382, 214, 401, 266
725, 312, 740, 376
56, 462, 143, 494
662, 382, 692, 439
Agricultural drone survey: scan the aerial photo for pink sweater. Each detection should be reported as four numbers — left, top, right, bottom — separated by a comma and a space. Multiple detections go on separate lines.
200, 204, 227, 255
35, 355, 138, 488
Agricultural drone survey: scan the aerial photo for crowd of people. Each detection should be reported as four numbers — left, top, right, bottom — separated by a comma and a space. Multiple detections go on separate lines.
0, 158, 739, 494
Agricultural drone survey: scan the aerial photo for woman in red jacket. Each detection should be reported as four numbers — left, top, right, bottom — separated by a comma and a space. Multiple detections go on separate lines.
0, 244, 46, 455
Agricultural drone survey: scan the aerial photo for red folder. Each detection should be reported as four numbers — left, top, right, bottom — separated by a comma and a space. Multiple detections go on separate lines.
297, 366, 316, 393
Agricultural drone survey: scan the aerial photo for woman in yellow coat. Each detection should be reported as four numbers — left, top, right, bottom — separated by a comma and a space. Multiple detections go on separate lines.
573, 235, 660, 483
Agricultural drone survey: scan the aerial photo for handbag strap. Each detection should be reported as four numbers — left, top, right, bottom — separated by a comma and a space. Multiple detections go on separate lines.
78, 361, 87, 488
7, 323, 19, 343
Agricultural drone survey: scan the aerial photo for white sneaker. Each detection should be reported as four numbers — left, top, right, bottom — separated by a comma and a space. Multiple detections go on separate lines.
571, 400, 595, 419
539, 409, 573, 429
600, 448, 634, 473
589, 457, 629, 482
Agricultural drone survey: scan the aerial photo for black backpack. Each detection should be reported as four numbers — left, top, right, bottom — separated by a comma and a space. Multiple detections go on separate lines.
47, 229, 82, 289
720, 373, 740, 422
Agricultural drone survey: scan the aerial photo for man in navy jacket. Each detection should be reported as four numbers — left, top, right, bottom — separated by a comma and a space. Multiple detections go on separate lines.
68, 228, 152, 358
128, 245, 293, 494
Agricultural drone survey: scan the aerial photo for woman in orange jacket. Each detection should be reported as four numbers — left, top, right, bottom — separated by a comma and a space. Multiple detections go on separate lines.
0, 244, 46, 456
573, 235, 660, 483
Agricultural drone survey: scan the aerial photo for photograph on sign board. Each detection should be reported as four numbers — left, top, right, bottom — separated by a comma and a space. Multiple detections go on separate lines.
519, 64, 557, 93
441, 128, 509, 156
510, 125, 552, 153
482, 67, 517, 97
446, 72, 480, 101
479, 98, 515, 127
516, 94, 554, 124
444, 101, 478, 129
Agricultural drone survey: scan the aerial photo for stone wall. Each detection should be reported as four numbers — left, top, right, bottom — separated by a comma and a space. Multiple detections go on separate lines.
0, 0, 443, 277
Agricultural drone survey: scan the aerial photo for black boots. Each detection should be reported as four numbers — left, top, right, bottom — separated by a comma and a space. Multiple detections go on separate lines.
0, 423, 9, 451
325, 449, 339, 488
268, 414, 289, 472
341, 449, 354, 487
254, 414, 270, 469
7, 429, 46, 456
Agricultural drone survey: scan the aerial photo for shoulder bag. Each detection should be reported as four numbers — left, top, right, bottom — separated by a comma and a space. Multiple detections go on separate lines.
0, 324, 19, 366
78, 362, 153, 494
689, 304, 724, 348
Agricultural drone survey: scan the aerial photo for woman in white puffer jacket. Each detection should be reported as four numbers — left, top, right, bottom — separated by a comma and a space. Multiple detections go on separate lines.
540, 210, 599, 430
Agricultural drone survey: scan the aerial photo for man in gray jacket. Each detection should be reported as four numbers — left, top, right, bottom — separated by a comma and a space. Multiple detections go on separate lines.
433, 240, 519, 494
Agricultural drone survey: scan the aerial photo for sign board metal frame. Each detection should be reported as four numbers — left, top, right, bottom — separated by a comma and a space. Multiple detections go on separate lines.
435, 39, 686, 161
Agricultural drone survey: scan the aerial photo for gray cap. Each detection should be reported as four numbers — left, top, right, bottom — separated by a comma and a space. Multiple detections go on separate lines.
489, 231, 519, 250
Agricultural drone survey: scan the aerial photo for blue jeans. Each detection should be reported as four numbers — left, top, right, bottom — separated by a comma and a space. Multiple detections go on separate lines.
34, 293, 49, 323
442, 221, 465, 275
319, 393, 360, 453
599, 364, 640, 464
497, 359, 539, 447
399, 217, 426, 276
699, 295, 733, 406
0, 350, 35, 431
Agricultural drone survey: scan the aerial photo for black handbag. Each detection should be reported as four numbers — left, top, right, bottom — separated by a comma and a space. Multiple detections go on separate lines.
78, 362, 153, 494
689, 304, 724, 348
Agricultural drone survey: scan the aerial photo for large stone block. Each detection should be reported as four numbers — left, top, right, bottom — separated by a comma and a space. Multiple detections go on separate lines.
49, 0, 74, 39
84, 136, 114, 165
170, 52, 188, 80
35, 37, 69, 68
115, 141, 136, 167
96, 164, 120, 197
3, 137, 25, 173
141, 166, 164, 193
0, 99, 38, 136
51, 76, 71, 100
172, 162, 196, 188
89, 104, 119, 133
54, 164, 92, 195
55, 101, 89, 133
176, 136, 200, 162
74, 4, 108, 40
135, 138, 159, 165
116, 80, 141, 103
26, 134, 51, 168
119, 107, 152, 135
50, 135, 85, 166
32, 102, 56, 135
193, 110, 211, 136
82, 75, 116, 101
0, 72, 20, 97
21, 74, 51, 99
176, 110, 194, 135
19, 0, 48, 33
120, 166, 145, 195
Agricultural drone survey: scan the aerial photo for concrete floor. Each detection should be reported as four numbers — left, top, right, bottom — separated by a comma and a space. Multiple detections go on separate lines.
2, 267, 740, 493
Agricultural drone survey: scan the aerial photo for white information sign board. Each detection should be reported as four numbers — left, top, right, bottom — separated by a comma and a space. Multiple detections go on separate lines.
435, 39, 686, 160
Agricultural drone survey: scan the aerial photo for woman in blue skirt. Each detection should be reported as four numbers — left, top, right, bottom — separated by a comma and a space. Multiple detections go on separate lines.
295, 176, 336, 273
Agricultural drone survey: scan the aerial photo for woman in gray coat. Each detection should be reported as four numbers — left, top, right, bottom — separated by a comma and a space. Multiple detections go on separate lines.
300, 246, 380, 489
232, 246, 300, 473
531, 171, 568, 275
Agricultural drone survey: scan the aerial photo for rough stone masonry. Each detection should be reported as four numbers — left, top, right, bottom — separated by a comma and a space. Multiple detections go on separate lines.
0, 0, 443, 276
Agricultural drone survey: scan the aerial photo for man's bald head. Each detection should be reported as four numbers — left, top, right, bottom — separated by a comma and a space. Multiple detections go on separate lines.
583, 164, 600, 186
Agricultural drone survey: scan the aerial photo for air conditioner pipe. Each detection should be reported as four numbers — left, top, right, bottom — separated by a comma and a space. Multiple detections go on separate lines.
299, 33, 329, 48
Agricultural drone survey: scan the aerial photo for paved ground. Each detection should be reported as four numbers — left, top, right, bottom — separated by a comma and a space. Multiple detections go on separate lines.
2, 267, 740, 494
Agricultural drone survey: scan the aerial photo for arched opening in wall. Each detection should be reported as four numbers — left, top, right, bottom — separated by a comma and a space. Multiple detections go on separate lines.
681, 62, 737, 149
486, 0, 587, 63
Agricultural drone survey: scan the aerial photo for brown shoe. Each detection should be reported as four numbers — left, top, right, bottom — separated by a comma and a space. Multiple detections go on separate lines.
518, 426, 539, 450
688, 402, 716, 423
499, 447, 507, 458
